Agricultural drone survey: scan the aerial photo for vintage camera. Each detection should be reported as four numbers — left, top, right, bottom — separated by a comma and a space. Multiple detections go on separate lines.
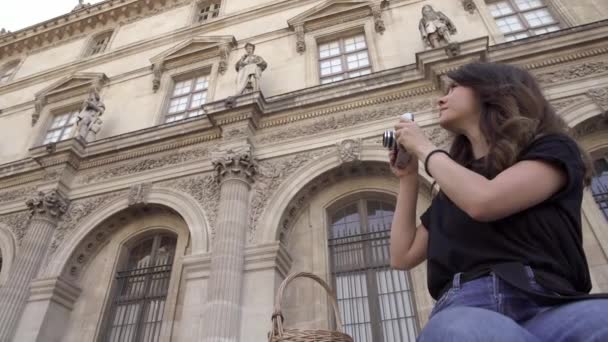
383, 112, 414, 169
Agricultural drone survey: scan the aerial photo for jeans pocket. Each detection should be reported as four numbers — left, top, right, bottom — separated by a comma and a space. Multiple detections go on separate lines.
431, 288, 458, 317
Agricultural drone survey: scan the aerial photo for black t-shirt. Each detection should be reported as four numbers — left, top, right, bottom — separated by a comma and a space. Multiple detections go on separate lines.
420, 134, 592, 300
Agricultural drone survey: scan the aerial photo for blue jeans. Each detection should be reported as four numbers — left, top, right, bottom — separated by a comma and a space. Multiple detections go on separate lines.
418, 267, 608, 342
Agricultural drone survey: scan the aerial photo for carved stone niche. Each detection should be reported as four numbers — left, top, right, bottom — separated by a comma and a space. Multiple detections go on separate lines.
287, 0, 386, 54
32, 73, 109, 126
149, 35, 237, 92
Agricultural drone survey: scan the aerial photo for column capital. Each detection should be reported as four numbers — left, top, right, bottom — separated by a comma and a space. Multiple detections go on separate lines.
25, 190, 69, 221
211, 145, 258, 184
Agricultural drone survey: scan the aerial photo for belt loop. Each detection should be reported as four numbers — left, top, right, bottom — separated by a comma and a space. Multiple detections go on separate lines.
453, 272, 462, 289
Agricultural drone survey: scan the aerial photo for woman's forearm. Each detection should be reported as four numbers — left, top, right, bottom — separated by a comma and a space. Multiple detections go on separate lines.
389, 176, 419, 267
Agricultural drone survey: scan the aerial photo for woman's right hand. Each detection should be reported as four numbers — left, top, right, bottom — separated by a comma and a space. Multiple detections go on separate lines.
389, 149, 418, 178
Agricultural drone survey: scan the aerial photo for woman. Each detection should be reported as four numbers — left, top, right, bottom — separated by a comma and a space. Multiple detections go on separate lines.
389, 62, 608, 341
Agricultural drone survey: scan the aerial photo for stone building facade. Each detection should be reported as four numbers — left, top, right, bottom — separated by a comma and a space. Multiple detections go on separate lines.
0, 0, 607, 341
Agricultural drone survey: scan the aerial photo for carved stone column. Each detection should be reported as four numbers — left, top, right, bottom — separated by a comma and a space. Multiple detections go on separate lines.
0, 190, 68, 342
202, 145, 257, 342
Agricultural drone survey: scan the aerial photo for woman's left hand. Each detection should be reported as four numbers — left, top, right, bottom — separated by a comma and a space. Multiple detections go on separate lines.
394, 118, 436, 160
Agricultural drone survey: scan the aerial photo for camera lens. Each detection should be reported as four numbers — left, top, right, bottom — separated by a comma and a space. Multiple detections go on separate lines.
382, 130, 395, 149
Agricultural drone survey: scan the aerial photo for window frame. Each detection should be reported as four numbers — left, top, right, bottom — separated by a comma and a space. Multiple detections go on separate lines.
486, 0, 563, 41
162, 70, 211, 124
326, 195, 420, 342
41, 107, 81, 145
84, 30, 115, 58
0, 60, 21, 84
98, 232, 178, 342
194, 0, 223, 24
317, 32, 373, 85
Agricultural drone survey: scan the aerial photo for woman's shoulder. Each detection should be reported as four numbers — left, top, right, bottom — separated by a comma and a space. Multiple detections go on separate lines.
521, 133, 579, 157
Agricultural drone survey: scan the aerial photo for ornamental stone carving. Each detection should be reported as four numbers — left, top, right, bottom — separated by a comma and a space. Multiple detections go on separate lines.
248, 148, 333, 242
419, 5, 457, 49
587, 87, 608, 115
152, 63, 163, 92
0, 186, 36, 204
573, 115, 608, 138
336, 139, 362, 163
462, 0, 477, 14
128, 183, 152, 206
372, 5, 386, 34
25, 190, 69, 220
160, 175, 220, 239
0, 211, 31, 244
295, 25, 305, 54
536, 61, 608, 84
211, 145, 258, 183
78, 146, 209, 184
258, 98, 435, 144
50, 191, 125, 253
75, 87, 105, 143
235, 43, 267, 95
550, 96, 588, 112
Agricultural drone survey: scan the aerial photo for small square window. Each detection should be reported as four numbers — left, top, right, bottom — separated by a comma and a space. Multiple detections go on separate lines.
197, 1, 221, 23
85, 31, 113, 57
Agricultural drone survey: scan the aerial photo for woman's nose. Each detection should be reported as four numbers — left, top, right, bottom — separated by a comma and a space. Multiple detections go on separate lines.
437, 96, 447, 107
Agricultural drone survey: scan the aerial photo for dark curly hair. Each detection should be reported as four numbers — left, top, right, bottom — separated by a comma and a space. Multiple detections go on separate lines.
445, 62, 592, 185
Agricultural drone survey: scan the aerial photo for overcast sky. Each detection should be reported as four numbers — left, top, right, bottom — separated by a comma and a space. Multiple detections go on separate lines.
1, 0, 105, 32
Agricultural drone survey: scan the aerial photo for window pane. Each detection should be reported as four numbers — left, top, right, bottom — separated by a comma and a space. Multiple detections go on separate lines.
329, 200, 416, 342
103, 235, 177, 342
173, 80, 192, 96
523, 8, 555, 27
488, 1, 514, 17
194, 76, 209, 90
319, 41, 341, 58
191, 91, 208, 108
515, 0, 543, 10
496, 15, 524, 33
344, 35, 366, 52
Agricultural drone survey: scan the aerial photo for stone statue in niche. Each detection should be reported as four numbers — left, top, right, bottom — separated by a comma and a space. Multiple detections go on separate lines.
418, 5, 457, 49
75, 88, 105, 143
235, 43, 267, 95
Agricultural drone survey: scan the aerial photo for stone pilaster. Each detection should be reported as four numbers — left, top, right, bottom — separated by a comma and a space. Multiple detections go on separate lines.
202, 145, 257, 342
0, 190, 68, 342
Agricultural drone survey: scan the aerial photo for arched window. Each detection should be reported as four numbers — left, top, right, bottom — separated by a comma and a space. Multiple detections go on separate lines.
328, 198, 418, 342
85, 31, 113, 57
100, 233, 177, 342
592, 154, 608, 221
0, 60, 20, 84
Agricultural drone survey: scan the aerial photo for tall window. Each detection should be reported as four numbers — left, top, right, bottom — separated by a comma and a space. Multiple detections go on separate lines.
85, 31, 113, 57
592, 155, 608, 221
318, 33, 371, 85
328, 198, 418, 342
165, 74, 209, 123
487, 0, 561, 41
196, 1, 221, 23
101, 233, 177, 342
43, 109, 79, 144
0, 60, 19, 84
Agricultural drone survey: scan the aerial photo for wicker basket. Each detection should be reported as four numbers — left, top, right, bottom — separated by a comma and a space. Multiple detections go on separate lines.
268, 272, 353, 342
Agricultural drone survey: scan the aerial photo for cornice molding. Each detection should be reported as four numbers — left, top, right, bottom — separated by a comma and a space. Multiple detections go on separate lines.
0, 0, 188, 60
